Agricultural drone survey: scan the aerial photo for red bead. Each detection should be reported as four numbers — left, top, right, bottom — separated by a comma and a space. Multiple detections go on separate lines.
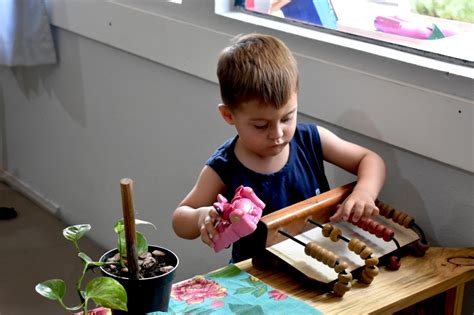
388, 256, 401, 270
382, 228, 394, 241
375, 224, 385, 238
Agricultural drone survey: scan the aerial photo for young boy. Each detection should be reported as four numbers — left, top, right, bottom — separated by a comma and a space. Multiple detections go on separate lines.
172, 33, 386, 263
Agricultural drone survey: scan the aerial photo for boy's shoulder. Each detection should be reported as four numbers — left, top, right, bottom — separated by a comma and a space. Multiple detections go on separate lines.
296, 122, 317, 132
207, 135, 237, 165
294, 122, 319, 140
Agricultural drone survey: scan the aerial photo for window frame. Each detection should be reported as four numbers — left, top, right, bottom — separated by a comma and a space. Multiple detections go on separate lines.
215, 0, 474, 78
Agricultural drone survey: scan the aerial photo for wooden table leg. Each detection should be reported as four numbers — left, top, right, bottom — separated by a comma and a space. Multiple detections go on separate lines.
444, 284, 465, 315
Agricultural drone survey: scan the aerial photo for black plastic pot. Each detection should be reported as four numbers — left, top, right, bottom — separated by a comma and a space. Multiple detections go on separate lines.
100, 245, 179, 314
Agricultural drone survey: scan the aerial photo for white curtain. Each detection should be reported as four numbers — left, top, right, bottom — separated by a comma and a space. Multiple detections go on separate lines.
0, 0, 56, 66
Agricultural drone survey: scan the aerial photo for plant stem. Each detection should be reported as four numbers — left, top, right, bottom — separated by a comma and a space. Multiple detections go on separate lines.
76, 263, 88, 304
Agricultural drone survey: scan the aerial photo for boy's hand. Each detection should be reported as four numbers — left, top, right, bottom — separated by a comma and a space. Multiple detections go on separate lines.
329, 189, 379, 222
198, 206, 221, 248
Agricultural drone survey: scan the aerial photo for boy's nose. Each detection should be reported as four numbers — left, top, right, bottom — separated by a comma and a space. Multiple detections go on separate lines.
268, 124, 284, 140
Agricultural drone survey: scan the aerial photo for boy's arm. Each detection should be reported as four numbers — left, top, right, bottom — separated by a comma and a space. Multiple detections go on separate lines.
172, 166, 226, 245
317, 126, 386, 222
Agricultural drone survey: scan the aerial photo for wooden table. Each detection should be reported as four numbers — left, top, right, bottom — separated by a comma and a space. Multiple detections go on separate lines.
235, 247, 474, 314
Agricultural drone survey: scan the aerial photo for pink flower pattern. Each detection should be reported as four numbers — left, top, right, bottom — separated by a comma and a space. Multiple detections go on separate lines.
268, 289, 288, 301
171, 276, 227, 304
211, 300, 225, 308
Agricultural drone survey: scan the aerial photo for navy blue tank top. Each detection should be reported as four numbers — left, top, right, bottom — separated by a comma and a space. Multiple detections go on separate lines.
206, 123, 330, 262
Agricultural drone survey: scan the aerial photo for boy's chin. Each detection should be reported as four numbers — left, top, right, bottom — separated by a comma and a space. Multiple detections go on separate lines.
263, 144, 286, 156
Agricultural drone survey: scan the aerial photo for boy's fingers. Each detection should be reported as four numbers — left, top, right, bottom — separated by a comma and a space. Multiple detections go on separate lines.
329, 204, 343, 221
371, 206, 380, 216
351, 203, 364, 222
341, 200, 354, 221
200, 225, 214, 248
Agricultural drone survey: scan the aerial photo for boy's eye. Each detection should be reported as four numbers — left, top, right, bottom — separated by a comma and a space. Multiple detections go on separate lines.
254, 124, 267, 130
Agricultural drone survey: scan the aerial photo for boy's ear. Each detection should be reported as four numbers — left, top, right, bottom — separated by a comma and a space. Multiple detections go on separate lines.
218, 104, 235, 125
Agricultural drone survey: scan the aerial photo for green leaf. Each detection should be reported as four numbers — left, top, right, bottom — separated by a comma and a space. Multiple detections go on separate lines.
184, 307, 215, 315
63, 224, 91, 242
252, 285, 267, 298
135, 219, 157, 230
234, 287, 256, 294
208, 264, 242, 278
228, 303, 264, 315
117, 231, 149, 258
78, 252, 110, 269
114, 218, 156, 235
241, 277, 261, 286
136, 232, 148, 256
114, 219, 125, 234
35, 279, 66, 301
78, 252, 93, 264
84, 277, 128, 311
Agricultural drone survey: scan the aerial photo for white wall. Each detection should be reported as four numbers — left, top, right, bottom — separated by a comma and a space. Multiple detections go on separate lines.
0, 0, 472, 312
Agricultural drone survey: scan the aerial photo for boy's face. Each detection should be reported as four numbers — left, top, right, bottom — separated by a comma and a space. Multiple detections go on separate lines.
221, 92, 298, 158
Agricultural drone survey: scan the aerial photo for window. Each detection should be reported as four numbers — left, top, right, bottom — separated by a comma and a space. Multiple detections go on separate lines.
234, 0, 473, 66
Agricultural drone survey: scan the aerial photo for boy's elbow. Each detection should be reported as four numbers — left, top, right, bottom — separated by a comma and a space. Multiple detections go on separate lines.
171, 207, 198, 240
171, 209, 185, 237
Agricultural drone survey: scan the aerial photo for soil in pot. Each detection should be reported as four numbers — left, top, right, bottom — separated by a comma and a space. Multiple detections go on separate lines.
102, 248, 175, 279
100, 246, 178, 314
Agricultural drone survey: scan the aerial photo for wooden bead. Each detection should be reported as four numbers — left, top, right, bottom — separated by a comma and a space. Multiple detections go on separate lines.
321, 252, 329, 265
322, 224, 333, 237
402, 215, 414, 228
359, 246, 373, 259
329, 228, 341, 242
353, 241, 366, 254
335, 261, 348, 273
337, 272, 353, 284
304, 244, 311, 256
348, 238, 360, 251
333, 281, 351, 297
365, 256, 379, 267
397, 213, 408, 225
327, 253, 338, 268
305, 242, 315, 255
377, 203, 388, 216
359, 270, 374, 284
392, 210, 401, 222
364, 266, 379, 278
315, 247, 325, 261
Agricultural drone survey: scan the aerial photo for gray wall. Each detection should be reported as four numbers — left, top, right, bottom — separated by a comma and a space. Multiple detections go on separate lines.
0, 1, 472, 312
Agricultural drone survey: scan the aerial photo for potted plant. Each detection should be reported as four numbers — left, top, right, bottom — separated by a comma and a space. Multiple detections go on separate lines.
35, 178, 179, 314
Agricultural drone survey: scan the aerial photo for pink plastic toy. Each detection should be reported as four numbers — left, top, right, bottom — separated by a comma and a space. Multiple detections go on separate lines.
212, 185, 265, 253
374, 15, 457, 39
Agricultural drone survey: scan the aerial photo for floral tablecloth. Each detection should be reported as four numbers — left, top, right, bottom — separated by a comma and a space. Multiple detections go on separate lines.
154, 264, 322, 314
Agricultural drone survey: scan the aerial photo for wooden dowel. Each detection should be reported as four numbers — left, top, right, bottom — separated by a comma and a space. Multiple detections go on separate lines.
120, 178, 139, 280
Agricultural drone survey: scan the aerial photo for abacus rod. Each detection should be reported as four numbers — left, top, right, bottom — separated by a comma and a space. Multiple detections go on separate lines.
278, 230, 306, 247
393, 237, 401, 249
412, 223, 427, 243
306, 218, 351, 243
307, 218, 324, 228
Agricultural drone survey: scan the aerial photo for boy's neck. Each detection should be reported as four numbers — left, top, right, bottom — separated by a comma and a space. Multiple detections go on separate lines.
234, 138, 290, 175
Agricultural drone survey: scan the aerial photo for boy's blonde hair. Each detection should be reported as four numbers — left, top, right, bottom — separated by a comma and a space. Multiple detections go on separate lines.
217, 33, 299, 110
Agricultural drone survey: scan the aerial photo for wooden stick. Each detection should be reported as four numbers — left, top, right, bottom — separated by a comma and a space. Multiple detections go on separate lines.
120, 178, 139, 280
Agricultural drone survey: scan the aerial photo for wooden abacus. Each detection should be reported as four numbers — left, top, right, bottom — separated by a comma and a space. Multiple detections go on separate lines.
252, 182, 428, 297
